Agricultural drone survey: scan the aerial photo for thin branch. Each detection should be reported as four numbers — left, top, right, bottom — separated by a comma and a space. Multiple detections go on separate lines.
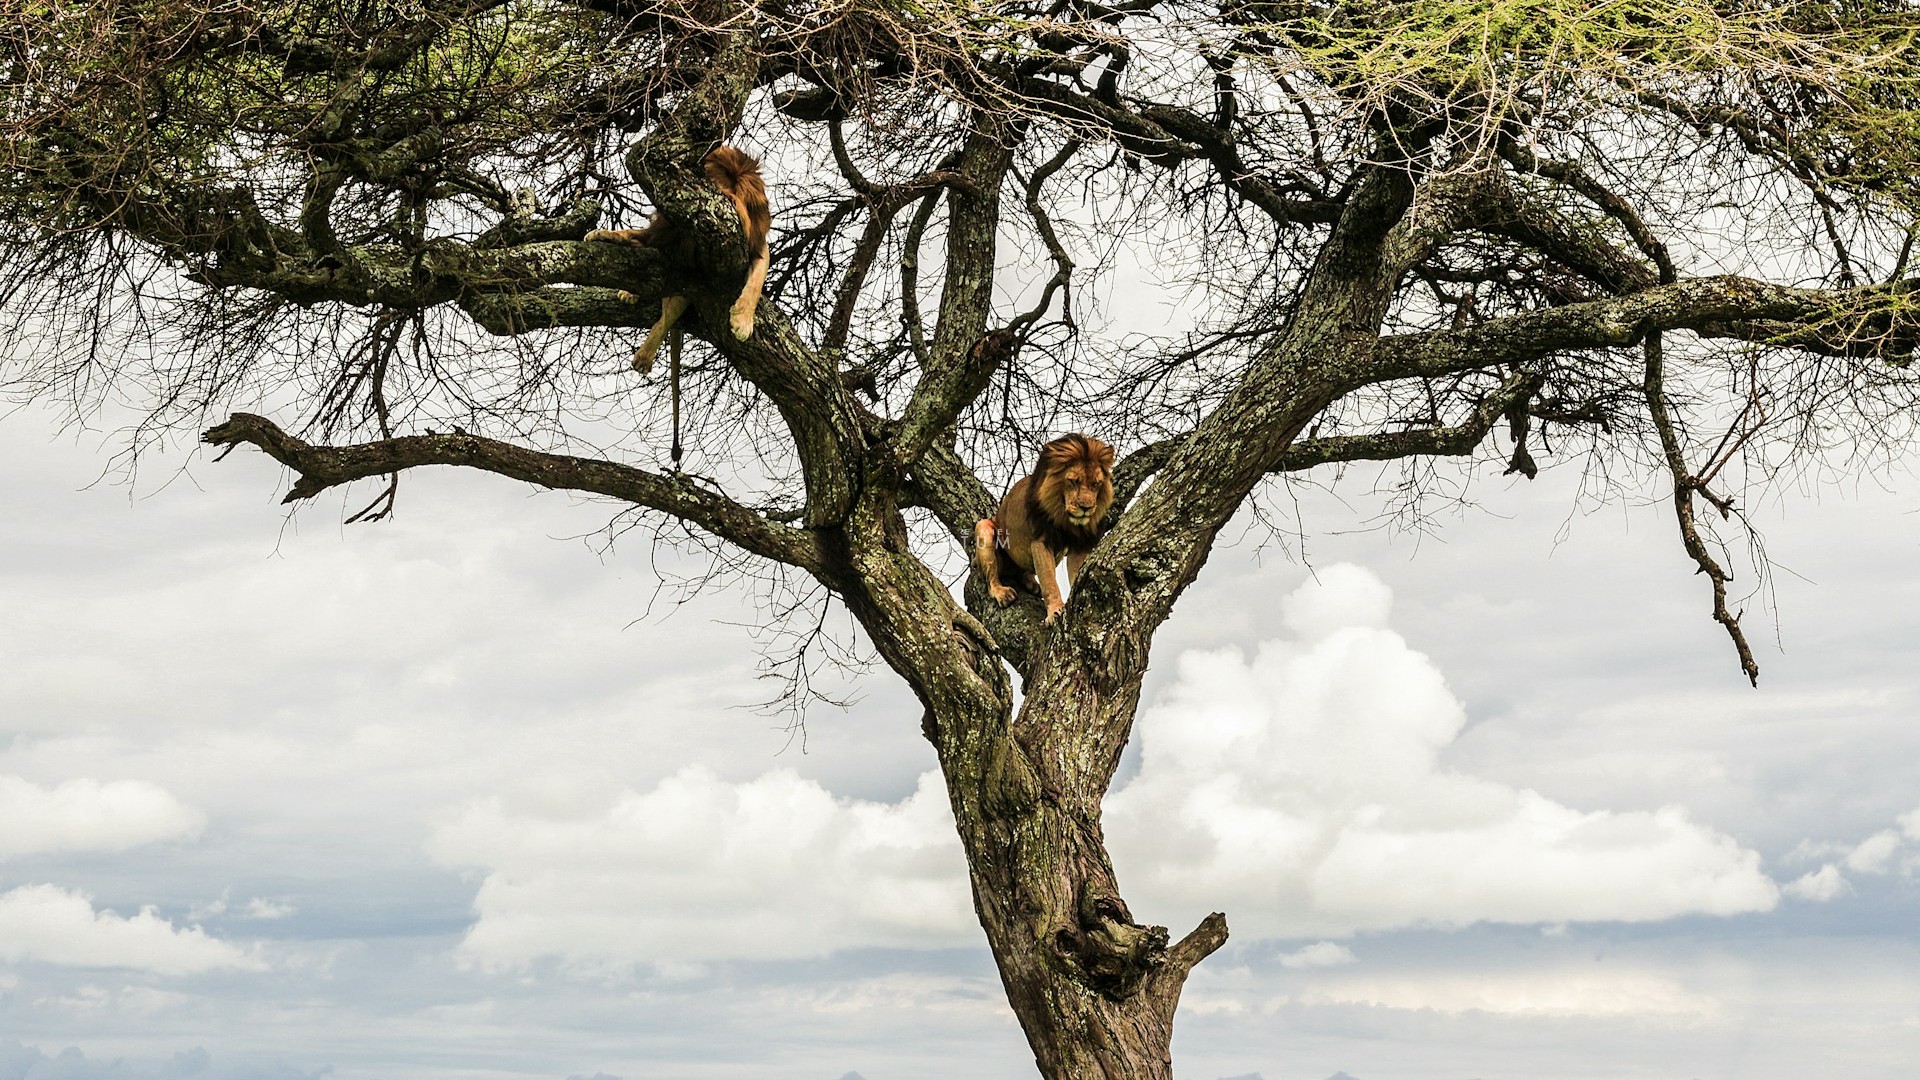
900, 189, 942, 368
1011, 76, 1343, 227
825, 206, 903, 356
1643, 333, 1760, 686
1008, 139, 1082, 336
1476, 171, 1660, 295
1279, 371, 1545, 471
1111, 370, 1544, 513
1501, 144, 1676, 285
201, 413, 823, 571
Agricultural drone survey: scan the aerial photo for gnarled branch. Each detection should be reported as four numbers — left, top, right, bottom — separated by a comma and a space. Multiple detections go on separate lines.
201, 413, 822, 571
1377, 276, 1920, 380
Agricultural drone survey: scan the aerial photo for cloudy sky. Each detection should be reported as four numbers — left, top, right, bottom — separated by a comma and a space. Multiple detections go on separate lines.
3, 389, 1920, 1080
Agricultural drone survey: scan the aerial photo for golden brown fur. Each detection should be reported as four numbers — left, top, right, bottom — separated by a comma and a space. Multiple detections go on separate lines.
584, 146, 772, 372
973, 434, 1116, 622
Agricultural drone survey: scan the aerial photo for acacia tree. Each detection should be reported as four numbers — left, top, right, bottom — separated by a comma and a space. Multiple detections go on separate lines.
6, 0, 1920, 1074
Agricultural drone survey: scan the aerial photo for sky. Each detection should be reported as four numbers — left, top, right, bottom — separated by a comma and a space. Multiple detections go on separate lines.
3, 389, 1920, 1080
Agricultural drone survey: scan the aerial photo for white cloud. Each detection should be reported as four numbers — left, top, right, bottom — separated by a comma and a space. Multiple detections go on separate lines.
1844, 830, 1902, 874
1306, 969, 1720, 1019
0, 884, 262, 974
433, 564, 1788, 968
1900, 805, 1920, 840
1783, 864, 1851, 902
0, 776, 203, 858
1790, 810, 1920, 884
1784, 838, 1848, 864
1277, 941, 1356, 969
429, 767, 973, 969
1106, 564, 1780, 939
243, 898, 297, 920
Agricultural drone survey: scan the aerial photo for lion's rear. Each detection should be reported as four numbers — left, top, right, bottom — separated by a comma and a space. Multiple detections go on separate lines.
703, 147, 772, 249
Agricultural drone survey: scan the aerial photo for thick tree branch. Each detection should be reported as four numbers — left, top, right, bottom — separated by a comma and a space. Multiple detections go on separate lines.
1376, 276, 1920, 380
201, 413, 822, 571
473, 196, 604, 250
905, 440, 999, 547
459, 286, 655, 336
890, 129, 1019, 470
182, 232, 672, 314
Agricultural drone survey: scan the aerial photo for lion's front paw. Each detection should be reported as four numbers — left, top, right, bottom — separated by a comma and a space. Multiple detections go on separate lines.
1044, 599, 1065, 622
730, 306, 755, 341
584, 229, 613, 243
988, 584, 1016, 605
631, 346, 657, 375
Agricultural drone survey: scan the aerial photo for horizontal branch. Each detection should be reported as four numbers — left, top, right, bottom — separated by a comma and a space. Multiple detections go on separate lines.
1112, 371, 1543, 512
192, 236, 671, 312
459, 286, 654, 336
201, 413, 822, 571
1376, 275, 1920, 380
1282, 372, 1543, 470
473, 196, 604, 249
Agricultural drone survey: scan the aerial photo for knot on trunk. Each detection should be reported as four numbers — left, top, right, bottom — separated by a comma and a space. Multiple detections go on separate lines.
983, 738, 1041, 815
1051, 888, 1169, 999
969, 325, 1017, 368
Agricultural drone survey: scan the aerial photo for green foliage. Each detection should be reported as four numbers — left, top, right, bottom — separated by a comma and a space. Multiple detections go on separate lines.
0, 0, 623, 244
1237, 0, 1920, 205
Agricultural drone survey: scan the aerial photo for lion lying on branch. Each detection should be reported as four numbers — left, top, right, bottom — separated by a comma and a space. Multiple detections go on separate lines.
585, 145, 771, 373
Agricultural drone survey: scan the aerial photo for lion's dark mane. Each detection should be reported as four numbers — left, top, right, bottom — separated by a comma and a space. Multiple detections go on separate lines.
1023, 482, 1104, 555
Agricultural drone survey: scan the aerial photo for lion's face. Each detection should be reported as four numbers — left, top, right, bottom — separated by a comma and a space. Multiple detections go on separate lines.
1036, 434, 1116, 531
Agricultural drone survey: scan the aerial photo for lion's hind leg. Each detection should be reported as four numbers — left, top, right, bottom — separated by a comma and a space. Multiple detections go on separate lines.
974, 518, 1016, 605
730, 241, 769, 341
632, 295, 690, 374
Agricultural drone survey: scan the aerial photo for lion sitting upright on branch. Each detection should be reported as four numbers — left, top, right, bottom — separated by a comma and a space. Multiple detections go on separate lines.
974, 434, 1116, 622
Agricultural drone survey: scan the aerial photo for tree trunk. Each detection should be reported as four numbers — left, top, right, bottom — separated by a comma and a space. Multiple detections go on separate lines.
924, 666, 1227, 1079
823, 491, 1226, 1078
957, 790, 1227, 1079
